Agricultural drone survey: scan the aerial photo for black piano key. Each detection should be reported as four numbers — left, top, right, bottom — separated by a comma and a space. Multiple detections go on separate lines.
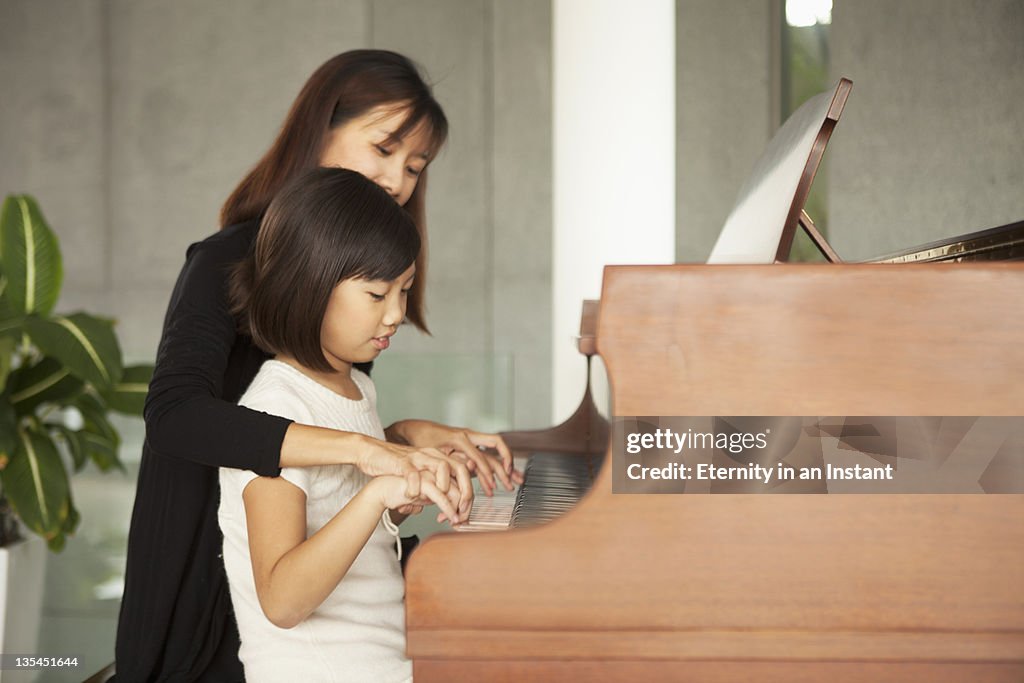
510, 451, 603, 528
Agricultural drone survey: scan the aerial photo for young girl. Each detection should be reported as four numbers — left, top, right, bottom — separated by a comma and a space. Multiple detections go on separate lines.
219, 167, 446, 682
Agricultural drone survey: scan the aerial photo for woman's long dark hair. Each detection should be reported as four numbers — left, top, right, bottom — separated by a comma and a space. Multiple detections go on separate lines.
220, 50, 447, 332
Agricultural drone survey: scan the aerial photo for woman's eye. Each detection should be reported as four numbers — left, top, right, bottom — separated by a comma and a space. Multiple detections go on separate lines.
369, 292, 386, 302
406, 167, 422, 177
374, 144, 392, 157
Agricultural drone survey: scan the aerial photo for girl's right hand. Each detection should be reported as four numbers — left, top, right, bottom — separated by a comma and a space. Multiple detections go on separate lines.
370, 471, 463, 526
355, 438, 474, 519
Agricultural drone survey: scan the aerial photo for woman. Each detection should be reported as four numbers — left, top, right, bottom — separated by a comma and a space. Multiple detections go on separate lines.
115, 50, 518, 682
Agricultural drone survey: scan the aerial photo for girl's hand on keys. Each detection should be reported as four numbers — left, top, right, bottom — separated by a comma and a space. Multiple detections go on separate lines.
356, 438, 474, 518
372, 471, 462, 527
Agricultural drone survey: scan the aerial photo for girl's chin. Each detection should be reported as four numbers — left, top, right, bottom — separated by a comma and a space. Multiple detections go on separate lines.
323, 348, 380, 369
352, 348, 383, 364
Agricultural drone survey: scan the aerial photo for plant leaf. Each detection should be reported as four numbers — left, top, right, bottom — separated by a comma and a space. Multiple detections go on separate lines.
0, 278, 25, 341
71, 392, 124, 472
0, 398, 15, 459
73, 392, 120, 444
100, 364, 153, 415
48, 423, 88, 472
47, 532, 67, 552
25, 312, 123, 390
0, 195, 63, 316
0, 310, 24, 345
0, 424, 71, 545
62, 495, 81, 535
0, 336, 14, 392
8, 356, 84, 414
81, 430, 124, 473
49, 489, 80, 550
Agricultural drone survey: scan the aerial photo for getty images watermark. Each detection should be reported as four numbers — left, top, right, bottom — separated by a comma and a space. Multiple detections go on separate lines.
613, 416, 1024, 494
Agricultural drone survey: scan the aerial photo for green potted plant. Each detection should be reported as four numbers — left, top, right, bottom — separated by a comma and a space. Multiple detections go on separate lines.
0, 194, 153, 551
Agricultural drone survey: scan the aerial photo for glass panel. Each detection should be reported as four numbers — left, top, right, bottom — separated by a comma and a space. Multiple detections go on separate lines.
372, 352, 514, 434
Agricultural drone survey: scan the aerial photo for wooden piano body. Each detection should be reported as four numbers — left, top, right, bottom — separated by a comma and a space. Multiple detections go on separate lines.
406, 77, 1023, 680
405, 263, 1024, 681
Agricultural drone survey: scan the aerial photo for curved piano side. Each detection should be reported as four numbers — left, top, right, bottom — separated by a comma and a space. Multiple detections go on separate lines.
404, 263, 1024, 682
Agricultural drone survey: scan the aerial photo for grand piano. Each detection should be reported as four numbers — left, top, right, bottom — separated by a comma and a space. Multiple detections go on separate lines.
403, 78, 1024, 681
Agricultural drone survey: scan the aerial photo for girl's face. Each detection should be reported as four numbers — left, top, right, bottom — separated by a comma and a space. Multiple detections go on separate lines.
320, 263, 416, 370
319, 105, 434, 206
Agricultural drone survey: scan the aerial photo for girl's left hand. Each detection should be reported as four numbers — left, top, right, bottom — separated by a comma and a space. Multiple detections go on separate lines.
387, 420, 524, 496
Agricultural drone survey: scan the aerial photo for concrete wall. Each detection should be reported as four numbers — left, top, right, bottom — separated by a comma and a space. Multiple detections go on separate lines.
0, 0, 553, 441
675, 0, 1024, 263
676, 0, 775, 262
829, 0, 1024, 259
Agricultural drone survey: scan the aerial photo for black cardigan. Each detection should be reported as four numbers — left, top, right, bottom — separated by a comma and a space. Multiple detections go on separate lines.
115, 221, 291, 682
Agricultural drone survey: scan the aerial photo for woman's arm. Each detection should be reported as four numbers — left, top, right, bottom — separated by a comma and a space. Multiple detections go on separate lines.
144, 228, 473, 509
243, 472, 457, 629
279, 425, 472, 520
145, 227, 291, 475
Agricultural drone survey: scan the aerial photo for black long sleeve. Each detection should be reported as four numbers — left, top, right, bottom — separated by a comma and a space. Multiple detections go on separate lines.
144, 221, 290, 476
115, 221, 290, 682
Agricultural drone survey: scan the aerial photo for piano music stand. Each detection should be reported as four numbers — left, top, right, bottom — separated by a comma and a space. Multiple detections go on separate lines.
708, 76, 1023, 265
707, 78, 852, 264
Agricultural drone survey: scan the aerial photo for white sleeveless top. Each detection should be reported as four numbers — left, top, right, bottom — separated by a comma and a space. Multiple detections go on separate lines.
218, 361, 411, 683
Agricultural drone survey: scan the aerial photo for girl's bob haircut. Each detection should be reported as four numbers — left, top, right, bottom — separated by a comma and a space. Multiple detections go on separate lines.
231, 167, 420, 373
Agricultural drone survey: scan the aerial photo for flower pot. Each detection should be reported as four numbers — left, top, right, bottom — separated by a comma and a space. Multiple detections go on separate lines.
0, 535, 47, 683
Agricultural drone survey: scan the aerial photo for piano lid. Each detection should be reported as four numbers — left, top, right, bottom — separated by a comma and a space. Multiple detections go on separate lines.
706, 78, 851, 264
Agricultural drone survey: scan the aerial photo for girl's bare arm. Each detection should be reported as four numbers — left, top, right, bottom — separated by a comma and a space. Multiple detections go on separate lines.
243, 472, 458, 629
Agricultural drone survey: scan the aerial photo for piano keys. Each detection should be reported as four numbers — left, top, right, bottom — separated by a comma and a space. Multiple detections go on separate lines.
456, 480, 516, 531
457, 297, 607, 534
510, 452, 602, 527
458, 452, 603, 531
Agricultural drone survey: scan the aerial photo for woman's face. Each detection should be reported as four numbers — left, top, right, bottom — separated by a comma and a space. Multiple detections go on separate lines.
319, 105, 434, 206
